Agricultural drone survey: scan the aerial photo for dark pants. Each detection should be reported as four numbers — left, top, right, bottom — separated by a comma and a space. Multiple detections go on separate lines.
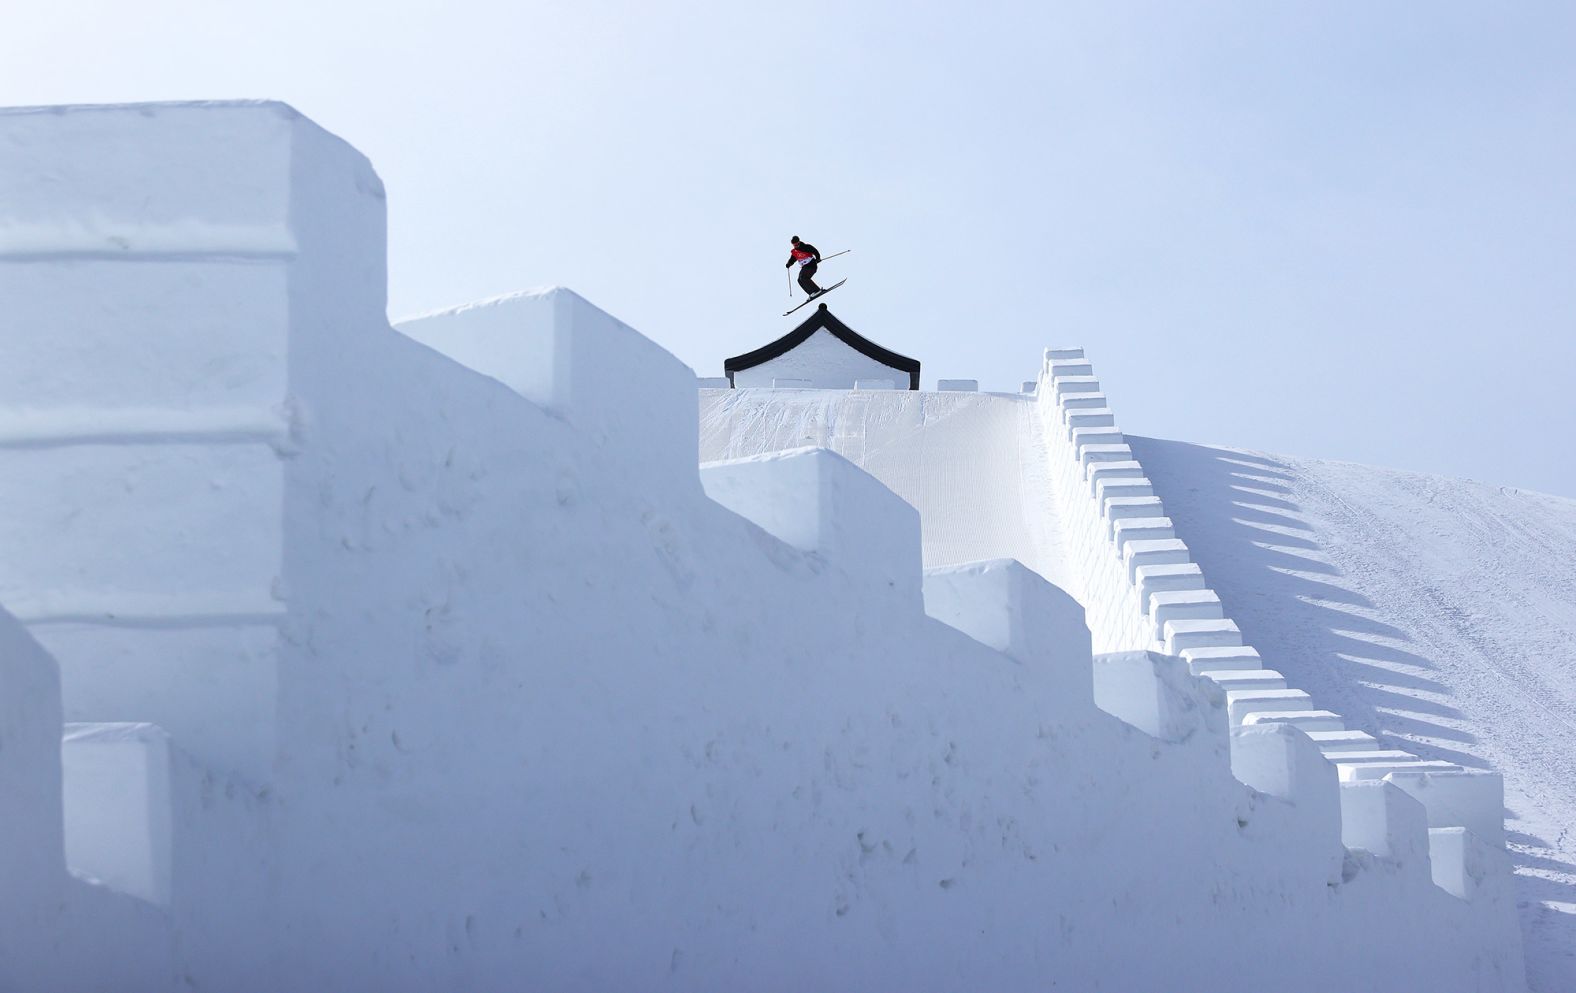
797, 260, 822, 295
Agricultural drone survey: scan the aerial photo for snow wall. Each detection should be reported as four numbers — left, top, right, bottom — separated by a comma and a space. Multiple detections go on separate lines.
0, 101, 1526, 991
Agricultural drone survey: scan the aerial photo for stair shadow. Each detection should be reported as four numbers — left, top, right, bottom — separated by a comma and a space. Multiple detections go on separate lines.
1128, 437, 1473, 760
1129, 436, 1576, 990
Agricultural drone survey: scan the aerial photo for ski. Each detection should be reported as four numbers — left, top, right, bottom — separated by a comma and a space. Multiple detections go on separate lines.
782, 278, 848, 316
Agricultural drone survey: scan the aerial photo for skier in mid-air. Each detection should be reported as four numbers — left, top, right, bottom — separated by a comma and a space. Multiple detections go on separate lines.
786, 236, 824, 297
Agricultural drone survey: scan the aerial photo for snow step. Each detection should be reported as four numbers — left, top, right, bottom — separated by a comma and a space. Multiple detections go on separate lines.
1064, 409, 1116, 435
1071, 426, 1125, 451
1104, 496, 1165, 526
1203, 669, 1287, 693
1305, 730, 1382, 753
1164, 618, 1242, 655
1227, 688, 1313, 726
1125, 539, 1192, 583
1337, 760, 1463, 783
1183, 646, 1263, 675
1045, 346, 1085, 361
1071, 428, 1122, 457
1114, 518, 1176, 554
1059, 392, 1108, 412
1327, 749, 1423, 766
1080, 444, 1134, 470
1241, 710, 1346, 732
1095, 477, 1154, 509
1048, 358, 1094, 379
1052, 376, 1101, 400
1138, 564, 1208, 606
1149, 590, 1222, 637
1148, 588, 1221, 620
1086, 461, 1145, 494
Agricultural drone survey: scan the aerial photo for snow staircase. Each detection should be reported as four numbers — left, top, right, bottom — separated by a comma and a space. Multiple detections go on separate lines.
1036, 347, 1510, 893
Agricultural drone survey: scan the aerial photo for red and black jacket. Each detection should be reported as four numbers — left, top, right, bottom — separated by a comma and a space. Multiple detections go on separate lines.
786, 242, 821, 267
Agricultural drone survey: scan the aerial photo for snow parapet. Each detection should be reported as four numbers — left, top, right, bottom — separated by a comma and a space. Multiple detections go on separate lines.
701, 447, 922, 602
1035, 348, 1521, 933
0, 100, 1531, 991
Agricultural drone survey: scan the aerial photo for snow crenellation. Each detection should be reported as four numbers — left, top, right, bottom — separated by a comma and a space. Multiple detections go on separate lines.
1035, 350, 1515, 863
0, 101, 1538, 990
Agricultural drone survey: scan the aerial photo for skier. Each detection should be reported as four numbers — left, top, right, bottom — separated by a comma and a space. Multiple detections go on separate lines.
785, 236, 824, 297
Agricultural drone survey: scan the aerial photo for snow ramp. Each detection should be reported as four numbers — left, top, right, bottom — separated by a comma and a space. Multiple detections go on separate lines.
1132, 436, 1576, 993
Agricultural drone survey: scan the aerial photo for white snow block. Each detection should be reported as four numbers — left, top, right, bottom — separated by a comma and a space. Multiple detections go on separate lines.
1230, 723, 1340, 818
1339, 780, 1430, 863
1086, 460, 1144, 494
1052, 375, 1100, 399
1306, 730, 1382, 753
1063, 409, 1114, 434
1242, 710, 1346, 732
1059, 392, 1108, 411
1385, 769, 1505, 848
1164, 618, 1242, 655
1096, 476, 1153, 507
697, 376, 730, 389
1338, 760, 1462, 783
1104, 496, 1166, 528
1227, 688, 1313, 726
1428, 826, 1513, 901
1047, 358, 1093, 379
61, 722, 174, 906
771, 378, 813, 389
1125, 539, 1192, 583
701, 447, 922, 600
936, 379, 978, 392
1136, 564, 1207, 605
1329, 749, 1422, 763
1044, 346, 1084, 362
1113, 519, 1176, 555
0, 101, 392, 781
1093, 650, 1227, 746
1080, 444, 1134, 470
1148, 589, 1221, 630
1021, 381, 1037, 394
1204, 669, 1287, 693
1071, 426, 1124, 451
923, 559, 1093, 704
398, 287, 700, 483
854, 378, 895, 390
1181, 645, 1262, 674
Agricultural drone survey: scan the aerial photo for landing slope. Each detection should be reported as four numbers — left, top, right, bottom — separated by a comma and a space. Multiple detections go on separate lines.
700, 390, 1071, 591
1132, 436, 1576, 992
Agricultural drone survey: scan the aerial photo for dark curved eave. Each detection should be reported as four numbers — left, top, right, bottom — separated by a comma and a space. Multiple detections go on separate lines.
723, 304, 921, 390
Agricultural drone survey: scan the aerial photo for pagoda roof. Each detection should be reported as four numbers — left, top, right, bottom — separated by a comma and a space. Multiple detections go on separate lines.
723, 305, 920, 390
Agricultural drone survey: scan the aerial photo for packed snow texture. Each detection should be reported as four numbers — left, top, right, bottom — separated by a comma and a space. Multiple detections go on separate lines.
700, 389, 1072, 591
1132, 436, 1576, 992
0, 100, 1537, 991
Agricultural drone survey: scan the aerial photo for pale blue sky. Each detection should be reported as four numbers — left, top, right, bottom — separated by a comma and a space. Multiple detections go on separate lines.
6, 1, 1574, 494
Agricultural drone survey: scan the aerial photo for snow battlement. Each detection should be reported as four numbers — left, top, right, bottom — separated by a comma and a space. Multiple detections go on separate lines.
0, 101, 1533, 991
1034, 349, 1514, 872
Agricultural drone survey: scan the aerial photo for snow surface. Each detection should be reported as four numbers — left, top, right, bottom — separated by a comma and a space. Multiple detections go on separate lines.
700, 388, 1072, 591
1132, 436, 1576, 992
0, 99, 1544, 991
